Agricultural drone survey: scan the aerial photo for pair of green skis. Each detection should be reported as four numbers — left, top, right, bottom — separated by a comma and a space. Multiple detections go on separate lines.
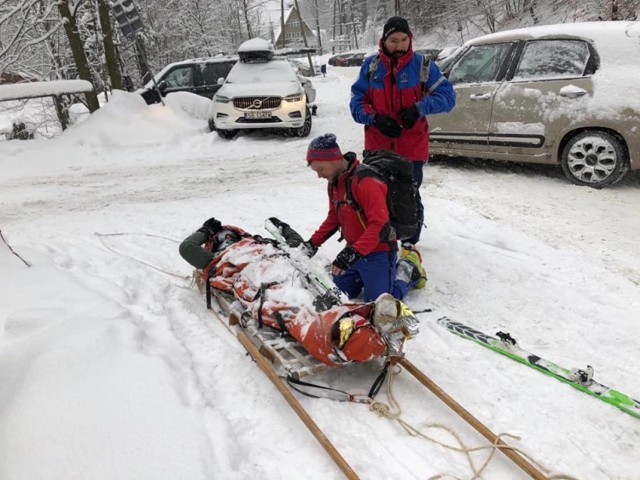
437, 317, 640, 420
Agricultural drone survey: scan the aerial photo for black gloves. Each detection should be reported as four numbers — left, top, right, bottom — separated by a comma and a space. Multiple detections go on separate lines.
372, 107, 420, 135
333, 246, 362, 271
268, 217, 305, 248
301, 240, 318, 258
198, 217, 222, 239
372, 115, 402, 138
399, 104, 420, 129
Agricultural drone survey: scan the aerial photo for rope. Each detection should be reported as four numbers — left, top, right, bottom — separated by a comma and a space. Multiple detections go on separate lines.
0, 229, 32, 267
368, 366, 579, 480
94, 231, 192, 281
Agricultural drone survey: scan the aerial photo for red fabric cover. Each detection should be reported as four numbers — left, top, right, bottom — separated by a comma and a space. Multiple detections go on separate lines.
204, 238, 387, 367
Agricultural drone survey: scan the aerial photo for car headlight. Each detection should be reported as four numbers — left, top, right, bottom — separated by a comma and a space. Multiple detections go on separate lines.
215, 95, 231, 103
284, 93, 303, 102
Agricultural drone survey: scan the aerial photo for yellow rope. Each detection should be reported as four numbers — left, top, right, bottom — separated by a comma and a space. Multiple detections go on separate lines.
368, 366, 580, 480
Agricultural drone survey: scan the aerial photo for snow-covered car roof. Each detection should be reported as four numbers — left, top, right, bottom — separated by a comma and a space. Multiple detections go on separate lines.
238, 38, 272, 53
225, 59, 299, 84
217, 58, 311, 99
464, 21, 639, 67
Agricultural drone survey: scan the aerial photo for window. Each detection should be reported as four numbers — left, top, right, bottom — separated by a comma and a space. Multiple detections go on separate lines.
512, 40, 590, 81
202, 62, 234, 86
448, 43, 513, 84
163, 66, 194, 88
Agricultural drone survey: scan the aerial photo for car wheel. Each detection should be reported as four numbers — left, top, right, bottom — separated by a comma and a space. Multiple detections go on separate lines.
291, 107, 312, 138
217, 129, 237, 140
208, 118, 216, 132
561, 131, 629, 188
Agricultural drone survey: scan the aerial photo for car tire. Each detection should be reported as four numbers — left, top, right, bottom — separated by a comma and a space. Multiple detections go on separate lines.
217, 129, 237, 140
208, 118, 216, 132
561, 131, 629, 188
291, 107, 312, 138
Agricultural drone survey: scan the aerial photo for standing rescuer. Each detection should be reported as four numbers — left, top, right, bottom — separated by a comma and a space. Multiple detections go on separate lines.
349, 16, 456, 249
303, 133, 426, 302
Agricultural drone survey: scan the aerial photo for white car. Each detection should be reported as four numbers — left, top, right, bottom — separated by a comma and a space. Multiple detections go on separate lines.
207, 38, 314, 139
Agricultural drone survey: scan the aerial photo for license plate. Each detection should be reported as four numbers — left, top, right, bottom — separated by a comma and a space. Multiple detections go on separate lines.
244, 111, 272, 119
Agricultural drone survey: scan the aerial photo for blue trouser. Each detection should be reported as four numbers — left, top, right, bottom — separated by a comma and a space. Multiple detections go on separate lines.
333, 251, 414, 301
406, 160, 425, 245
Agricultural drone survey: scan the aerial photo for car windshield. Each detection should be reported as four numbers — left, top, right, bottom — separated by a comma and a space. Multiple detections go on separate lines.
225, 60, 298, 84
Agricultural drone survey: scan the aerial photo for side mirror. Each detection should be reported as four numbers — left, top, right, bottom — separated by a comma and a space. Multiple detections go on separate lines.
157, 80, 167, 92
217, 77, 224, 85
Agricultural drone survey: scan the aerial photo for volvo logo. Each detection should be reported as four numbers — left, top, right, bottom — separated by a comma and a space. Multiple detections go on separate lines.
252, 99, 262, 108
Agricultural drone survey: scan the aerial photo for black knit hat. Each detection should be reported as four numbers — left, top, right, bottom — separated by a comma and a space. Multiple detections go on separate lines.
382, 16, 411, 41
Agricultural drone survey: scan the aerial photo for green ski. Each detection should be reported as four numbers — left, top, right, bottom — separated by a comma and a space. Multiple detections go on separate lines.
438, 317, 640, 420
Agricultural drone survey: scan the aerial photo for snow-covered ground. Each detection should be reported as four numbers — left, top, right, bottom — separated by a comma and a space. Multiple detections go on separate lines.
1, 65, 639, 480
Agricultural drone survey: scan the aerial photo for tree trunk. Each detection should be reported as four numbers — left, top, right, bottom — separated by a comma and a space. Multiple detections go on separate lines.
242, 0, 253, 38
280, 0, 286, 48
53, 95, 70, 131
611, 0, 620, 20
57, 0, 100, 112
350, 2, 359, 50
97, 0, 122, 90
311, 0, 323, 53
134, 36, 152, 85
293, 0, 315, 75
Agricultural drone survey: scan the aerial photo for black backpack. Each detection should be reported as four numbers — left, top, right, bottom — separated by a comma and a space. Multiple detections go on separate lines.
345, 150, 420, 242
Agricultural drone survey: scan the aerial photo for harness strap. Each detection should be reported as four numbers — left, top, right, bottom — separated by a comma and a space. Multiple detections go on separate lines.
254, 282, 279, 329
286, 362, 390, 403
368, 361, 390, 399
273, 311, 288, 336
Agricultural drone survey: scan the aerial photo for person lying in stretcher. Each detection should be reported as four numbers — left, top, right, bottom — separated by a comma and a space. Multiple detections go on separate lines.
179, 216, 420, 367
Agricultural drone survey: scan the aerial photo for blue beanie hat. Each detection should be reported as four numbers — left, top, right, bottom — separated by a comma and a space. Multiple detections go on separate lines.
307, 133, 343, 163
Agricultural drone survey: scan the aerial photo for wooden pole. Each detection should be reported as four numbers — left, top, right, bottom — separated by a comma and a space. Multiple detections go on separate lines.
400, 358, 548, 480
236, 331, 359, 480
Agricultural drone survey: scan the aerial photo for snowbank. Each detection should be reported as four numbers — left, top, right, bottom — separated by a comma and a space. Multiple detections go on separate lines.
60, 90, 207, 148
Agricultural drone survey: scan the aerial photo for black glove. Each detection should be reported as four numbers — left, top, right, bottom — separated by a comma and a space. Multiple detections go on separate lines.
268, 217, 304, 248
399, 104, 420, 129
332, 246, 362, 271
197, 217, 222, 239
301, 240, 318, 258
372, 115, 402, 138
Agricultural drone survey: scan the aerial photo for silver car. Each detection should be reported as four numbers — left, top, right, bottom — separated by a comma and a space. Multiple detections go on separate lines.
429, 22, 640, 188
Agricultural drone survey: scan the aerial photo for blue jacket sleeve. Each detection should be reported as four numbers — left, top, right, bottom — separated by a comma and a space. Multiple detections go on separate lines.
416, 61, 456, 117
349, 57, 376, 126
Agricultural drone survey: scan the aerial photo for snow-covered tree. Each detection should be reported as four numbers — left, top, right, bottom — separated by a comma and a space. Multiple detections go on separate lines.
0, 0, 61, 77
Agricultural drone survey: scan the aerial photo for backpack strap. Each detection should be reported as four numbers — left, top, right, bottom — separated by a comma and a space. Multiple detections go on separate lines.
419, 54, 432, 95
367, 54, 381, 81
344, 168, 369, 231
343, 167, 362, 212
420, 54, 447, 95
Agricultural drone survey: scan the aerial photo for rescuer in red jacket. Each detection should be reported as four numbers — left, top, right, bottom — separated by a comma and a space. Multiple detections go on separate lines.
350, 17, 456, 247
304, 134, 425, 302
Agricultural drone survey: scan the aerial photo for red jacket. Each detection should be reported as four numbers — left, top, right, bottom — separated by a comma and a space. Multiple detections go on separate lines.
350, 42, 456, 161
310, 154, 392, 256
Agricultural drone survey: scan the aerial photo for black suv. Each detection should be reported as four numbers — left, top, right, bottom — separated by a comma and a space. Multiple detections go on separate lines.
140, 56, 238, 104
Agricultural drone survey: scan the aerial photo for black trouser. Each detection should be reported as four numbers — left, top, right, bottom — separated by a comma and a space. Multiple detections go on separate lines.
178, 230, 214, 269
